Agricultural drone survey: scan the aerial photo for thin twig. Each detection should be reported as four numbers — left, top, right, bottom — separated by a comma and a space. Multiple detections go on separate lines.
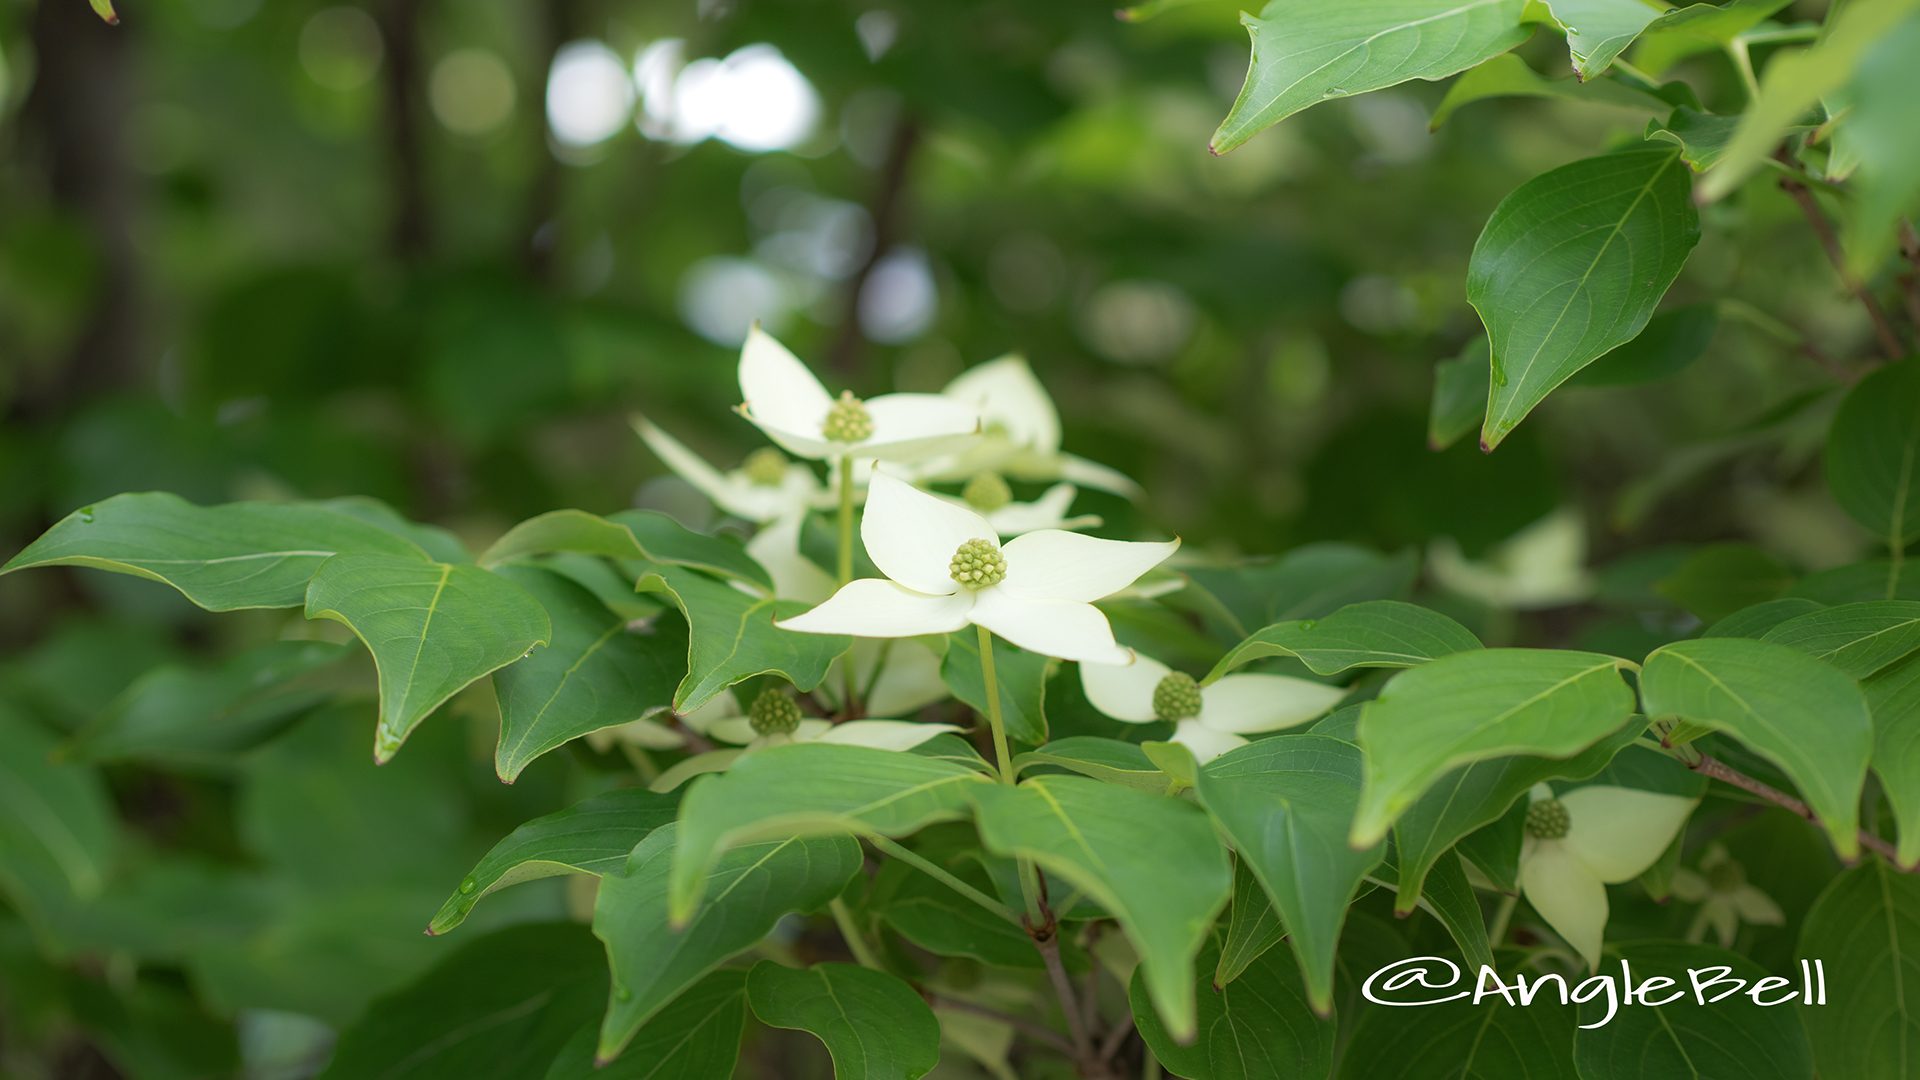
825, 111, 923, 374
929, 996, 1075, 1055
1035, 928, 1097, 1068
1097, 1012, 1135, 1064
1078, 923, 1104, 1038
1686, 753, 1907, 867
1775, 149, 1905, 360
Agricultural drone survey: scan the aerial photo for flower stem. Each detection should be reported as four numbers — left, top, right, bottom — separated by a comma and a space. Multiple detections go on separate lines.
868, 835, 1021, 925
836, 455, 855, 584
1488, 890, 1519, 946
976, 624, 1047, 926
830, 898, 883, 970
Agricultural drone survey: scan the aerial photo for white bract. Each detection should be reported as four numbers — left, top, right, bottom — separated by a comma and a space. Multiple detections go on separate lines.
1079, 652, 1345, 763
778, 470, 1177, 664
633, 414, 830, 523
1518, 784, 1696, 970
1671, 844, 1784, 948
1430, 508, 1592, 610
647, 687, 958, 792
914, 356, 1140, 497
948, 474, 1100, 537
738, 327, 979, 462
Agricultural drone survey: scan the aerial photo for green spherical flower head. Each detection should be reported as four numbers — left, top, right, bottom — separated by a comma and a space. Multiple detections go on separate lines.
821, 390, 874, 443
963, 472, 1013, 512
949, 538, 1006, 589
1525, 798, 1572, 840
741, 447, 788, 487
1706, 858, 1745, 892
748, 687, 803, 737
1151, 672, 1202, 722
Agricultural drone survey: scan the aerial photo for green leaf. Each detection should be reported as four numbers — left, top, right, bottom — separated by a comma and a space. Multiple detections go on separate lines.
638, 564, 848, 713
1700, 0, 1920, 202
941, 629, 1049, 745
1015, 737, 1170, 792
1643, 107, 1746, 172
544, 972, 747, 1080
1654, 543, 1795, 623
480, 508, 771, 589
1542, 0, 1664, 79
1833, 13, 1920, 274
1468, 144, 1700, 449
1388, 850, 1495, 973
1631, 0, 1791, 76
870, 847, 1038, 968
1571, 941, 1814, 1079
1352, 649, 1636, 845
317, 923, 605, 1080
1863, 652, 1920, 865
89, 0, 119, 25
1208, 600, 1482, 682
1196, 735, 1382, 1013
0, 492, 426, 611
1428, 52, 1669, 129
668, 743, 988, 922
1827, 361, 1920, 549
304, 554, 551, 762
593, 825, 862, 1062
318, 495, 472, 563
1565, 302, 1716, 386
746, 962, 941, 1080
490, 566, 686, 782
1130, 937, 1335, 1080
1390, 722, 1640, 908
1703, 597, 1825, 638
1430, 336, 1491, 450
429, 788, 680, 935
70, 640, 351, 764
1181, 544, 1419, 640
1641, 638, 1873, 857
1797, 859, 1920, 1078
1215, 858, 1288, 988
1761, 600, 1920, 678
1793, 559, 1920, 604
1211, 0, 1530, 154
0, 707, 118, 934
970, 776, 1231, 1040
1339, 967, 1578, 1078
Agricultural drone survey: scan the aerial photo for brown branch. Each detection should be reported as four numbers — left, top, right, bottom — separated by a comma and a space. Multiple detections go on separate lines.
1097, 1011, 1136, 1065
824, 111, 923, 375
1689, 753, 1907, 867
1775, 150, 1905, 360
928, 996, 1075, 1055
374, 0, 429, 261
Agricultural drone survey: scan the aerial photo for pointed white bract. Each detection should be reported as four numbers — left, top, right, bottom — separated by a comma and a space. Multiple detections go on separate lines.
1518, 784, 1697, 969
737, 328, 980, 461
913, 355, 1141, 497
1079, 651, 1345, 763
1430, 508, 1592, 610
646, 688, 959, 791
946, 481, 1101, 537
634, 415, 830, 523
777, 470, 1177, 664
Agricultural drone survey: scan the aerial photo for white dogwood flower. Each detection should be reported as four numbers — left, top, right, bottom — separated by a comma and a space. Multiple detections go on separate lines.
1671, 844, 1784, 948
1079, 652, 1345, 764
1430, 508, 1592, 610
949, 474, 1100, 537
737, 327, 979, 462
633, 414, 830, 524
1518, 784, 1697, 970
915, 356, 1140, 497
778, 469, 1177, 664
648, 686, 959, 792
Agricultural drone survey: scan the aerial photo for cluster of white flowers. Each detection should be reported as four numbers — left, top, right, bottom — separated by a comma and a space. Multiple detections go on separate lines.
621, 328, 1346, 769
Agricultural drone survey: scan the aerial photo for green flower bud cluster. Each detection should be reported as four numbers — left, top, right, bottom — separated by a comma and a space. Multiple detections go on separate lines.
949, 538, 1006, 588
741, 447, 789, 486
1525, 798, 1572, 840
1152, 672, 1203, 722
963, 472, 1013, 512
821, 390, 874, 443
749, 686, 803, 736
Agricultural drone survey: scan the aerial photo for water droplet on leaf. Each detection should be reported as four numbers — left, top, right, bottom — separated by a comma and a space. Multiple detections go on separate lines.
459, 879, 477, 894
78, 506, 96, 523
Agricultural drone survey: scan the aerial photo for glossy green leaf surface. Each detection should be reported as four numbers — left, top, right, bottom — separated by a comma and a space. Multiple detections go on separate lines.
637, 564, 848, 713
1468, 144, 1699, 449
304, 553, 551, 761
746, 962, 941, 1080
1641, 638, 1872, 857
480, 507, 771, 589
1130, 937, 1334, 1080
1208, 600, 1481, 681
